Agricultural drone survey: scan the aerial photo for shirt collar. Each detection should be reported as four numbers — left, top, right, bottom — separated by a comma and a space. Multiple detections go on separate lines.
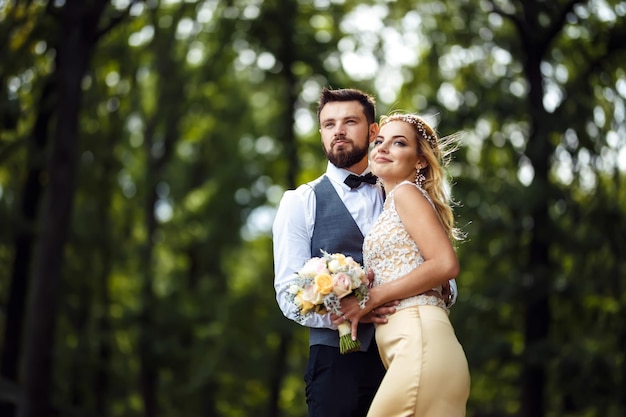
326, 162, 373, 189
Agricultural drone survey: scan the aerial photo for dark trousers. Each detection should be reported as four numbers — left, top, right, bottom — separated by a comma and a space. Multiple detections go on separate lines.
304, 342, 386, 417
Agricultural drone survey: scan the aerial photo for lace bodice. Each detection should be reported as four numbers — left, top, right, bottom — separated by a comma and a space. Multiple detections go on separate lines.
363, 181, 447, 312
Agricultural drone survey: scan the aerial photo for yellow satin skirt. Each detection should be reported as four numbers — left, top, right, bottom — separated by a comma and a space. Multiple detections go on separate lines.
367, 305, 470, 417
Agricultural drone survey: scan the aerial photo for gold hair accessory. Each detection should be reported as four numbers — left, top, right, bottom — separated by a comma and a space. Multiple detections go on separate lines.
398, 114, 437, 147
383, 114, 438, 148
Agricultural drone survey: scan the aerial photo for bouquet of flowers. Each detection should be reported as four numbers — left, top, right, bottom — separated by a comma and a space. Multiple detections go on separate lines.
288, 250, 370, 354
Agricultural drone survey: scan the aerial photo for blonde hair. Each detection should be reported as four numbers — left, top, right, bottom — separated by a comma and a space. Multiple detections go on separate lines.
379, 113, 464, 243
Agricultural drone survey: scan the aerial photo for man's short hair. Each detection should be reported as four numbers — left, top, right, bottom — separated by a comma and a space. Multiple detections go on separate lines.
316, 87, 376, 125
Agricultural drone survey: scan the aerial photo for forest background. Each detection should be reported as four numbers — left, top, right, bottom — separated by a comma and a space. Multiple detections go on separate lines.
0, 1, 625, 417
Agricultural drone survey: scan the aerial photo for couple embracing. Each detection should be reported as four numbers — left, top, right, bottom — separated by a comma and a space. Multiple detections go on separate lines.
273, 88, 470, 417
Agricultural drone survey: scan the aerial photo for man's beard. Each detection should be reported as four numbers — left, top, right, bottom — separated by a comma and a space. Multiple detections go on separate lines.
323, 136, 369, 169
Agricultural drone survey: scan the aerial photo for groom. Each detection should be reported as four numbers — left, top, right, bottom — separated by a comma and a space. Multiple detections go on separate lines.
273, 87, 455, 416
273, 87, 392, 416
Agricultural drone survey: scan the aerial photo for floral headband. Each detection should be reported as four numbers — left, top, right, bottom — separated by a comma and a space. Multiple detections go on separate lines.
381, 114, 438, 149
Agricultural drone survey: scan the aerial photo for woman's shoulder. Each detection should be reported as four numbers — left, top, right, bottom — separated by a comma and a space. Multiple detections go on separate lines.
388, 180, 417, 195
390, 181, 425, 199
391, 181, 434, 210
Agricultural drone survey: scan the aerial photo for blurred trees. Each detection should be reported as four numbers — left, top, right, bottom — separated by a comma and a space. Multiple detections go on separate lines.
385, 2, 626, 417
0, 1, 624, 417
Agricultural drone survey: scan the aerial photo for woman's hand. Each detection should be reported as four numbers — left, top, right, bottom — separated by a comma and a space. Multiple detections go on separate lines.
339, 294, 400, 341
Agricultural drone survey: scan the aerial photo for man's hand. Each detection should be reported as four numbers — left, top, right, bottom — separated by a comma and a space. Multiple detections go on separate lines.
441, 281, 452, 306
365, 269, 375, 288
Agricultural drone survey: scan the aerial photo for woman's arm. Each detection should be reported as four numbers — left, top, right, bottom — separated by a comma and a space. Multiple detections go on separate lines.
341, 183, 459, 338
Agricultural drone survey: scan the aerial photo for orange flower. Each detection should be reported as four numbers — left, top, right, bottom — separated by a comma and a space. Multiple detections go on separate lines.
314, 273, 334, 295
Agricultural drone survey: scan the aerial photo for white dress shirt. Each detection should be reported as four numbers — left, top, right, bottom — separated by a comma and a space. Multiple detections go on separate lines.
273, 162, 384, 329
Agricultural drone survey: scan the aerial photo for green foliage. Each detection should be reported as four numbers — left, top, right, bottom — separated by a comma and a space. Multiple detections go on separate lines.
0, 1, 624, 417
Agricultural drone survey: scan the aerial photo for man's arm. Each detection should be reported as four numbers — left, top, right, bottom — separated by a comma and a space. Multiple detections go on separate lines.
273, 188, 334, 329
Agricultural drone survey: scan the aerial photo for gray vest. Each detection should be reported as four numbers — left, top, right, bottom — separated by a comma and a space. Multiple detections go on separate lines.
308, 175, 375, 351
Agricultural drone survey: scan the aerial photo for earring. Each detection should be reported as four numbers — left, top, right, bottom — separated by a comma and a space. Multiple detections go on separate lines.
415, 168, 425, 188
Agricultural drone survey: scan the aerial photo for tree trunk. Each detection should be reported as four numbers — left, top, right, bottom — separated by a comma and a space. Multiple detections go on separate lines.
93, 125, 119, 417
0, 79, 54, 417
17, 2, 107, 416
267, 2, 298, 415
519, 8, 553, 417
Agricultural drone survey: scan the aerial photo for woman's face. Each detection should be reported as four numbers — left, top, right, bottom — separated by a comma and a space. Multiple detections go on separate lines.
370, 121, 425, 186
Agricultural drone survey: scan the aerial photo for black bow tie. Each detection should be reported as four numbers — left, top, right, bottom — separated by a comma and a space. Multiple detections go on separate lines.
344, 172, 378, 189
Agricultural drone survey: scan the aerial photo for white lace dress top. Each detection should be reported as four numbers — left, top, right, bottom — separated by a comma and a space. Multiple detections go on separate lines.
363, 181, 448, 312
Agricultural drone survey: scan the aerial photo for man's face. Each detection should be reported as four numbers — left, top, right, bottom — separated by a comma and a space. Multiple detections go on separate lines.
319, 101, 375, 169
